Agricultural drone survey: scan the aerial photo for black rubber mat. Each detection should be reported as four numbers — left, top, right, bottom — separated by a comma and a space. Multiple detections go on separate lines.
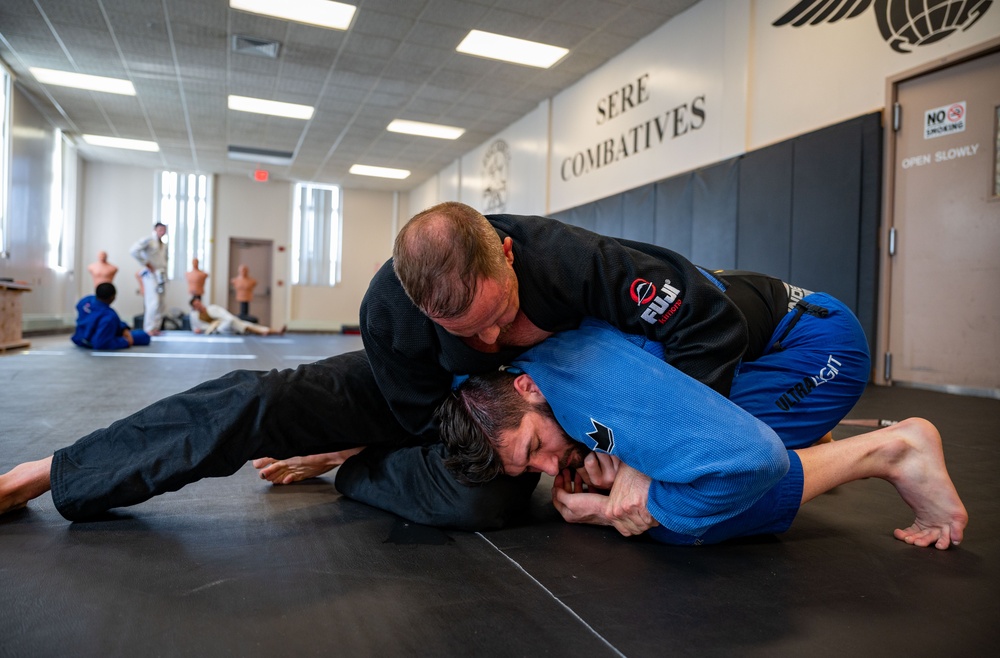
2, 335, 997, 656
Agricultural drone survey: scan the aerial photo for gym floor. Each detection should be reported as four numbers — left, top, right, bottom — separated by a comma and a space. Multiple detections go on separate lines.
1, 333, 997, 656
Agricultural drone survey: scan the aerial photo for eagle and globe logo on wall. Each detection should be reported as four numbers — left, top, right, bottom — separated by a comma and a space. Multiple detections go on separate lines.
773, 0, 993, 53
482, 139, 510, 214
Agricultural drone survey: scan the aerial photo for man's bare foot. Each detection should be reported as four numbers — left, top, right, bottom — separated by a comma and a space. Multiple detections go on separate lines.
0, 457, 53, 516
885, 418, 968, 550
251, 448, 364, 485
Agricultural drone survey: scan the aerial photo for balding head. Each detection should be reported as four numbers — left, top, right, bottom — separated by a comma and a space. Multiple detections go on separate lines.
392, 202, 507, 319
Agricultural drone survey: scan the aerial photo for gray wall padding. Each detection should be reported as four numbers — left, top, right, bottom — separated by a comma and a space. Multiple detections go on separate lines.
552, 112, 882, 364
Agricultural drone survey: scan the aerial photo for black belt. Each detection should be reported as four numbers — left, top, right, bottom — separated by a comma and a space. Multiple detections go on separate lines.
772, 300, 828, 352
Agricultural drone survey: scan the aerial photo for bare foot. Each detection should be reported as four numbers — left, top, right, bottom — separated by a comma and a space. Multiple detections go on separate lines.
0, 457, 53, 516
885, 418, 968, 550
251, 449, 364, 485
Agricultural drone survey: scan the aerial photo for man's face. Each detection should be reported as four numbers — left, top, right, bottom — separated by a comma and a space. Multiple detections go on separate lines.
155, 225, 167, 239
432, 237, 528, 346
496, 406, 588, 477
434, 269, 520, 345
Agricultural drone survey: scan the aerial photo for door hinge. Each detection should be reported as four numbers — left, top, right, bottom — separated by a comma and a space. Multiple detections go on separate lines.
888, 226, 897, 256
893, 103, 901, 131
884, 352, 892, 381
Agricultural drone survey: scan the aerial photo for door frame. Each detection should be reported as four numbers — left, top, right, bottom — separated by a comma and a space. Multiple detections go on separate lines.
877, 35, 1000, 390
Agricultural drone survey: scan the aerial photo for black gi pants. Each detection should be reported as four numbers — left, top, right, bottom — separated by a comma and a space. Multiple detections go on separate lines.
50, 350, 539, 530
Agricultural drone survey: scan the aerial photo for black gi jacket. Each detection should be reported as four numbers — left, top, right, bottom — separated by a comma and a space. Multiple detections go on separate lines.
361, 213, 787, 437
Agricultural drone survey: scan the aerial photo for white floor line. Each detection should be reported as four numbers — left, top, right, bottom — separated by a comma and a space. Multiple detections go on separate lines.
19, 350, 68, 356
91, 352, 257, 360
152, 335, 244, 343
476, 532, 627, 657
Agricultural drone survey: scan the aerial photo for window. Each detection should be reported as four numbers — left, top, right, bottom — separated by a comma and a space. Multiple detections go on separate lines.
292, 182, 341, 286
155, 171, 213, 281
0, 65, 11, 259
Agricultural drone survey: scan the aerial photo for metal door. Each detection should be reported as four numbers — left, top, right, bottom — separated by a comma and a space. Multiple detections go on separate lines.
227, 238, 273, 328
885, 47, 1000, 394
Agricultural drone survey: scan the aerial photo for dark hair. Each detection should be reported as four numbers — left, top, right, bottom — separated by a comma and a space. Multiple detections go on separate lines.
438, 369, 553, 484
189, 296, 201, 308
95, 282, 116, 302
154, 222, 166, 229
392, 202, 508, 319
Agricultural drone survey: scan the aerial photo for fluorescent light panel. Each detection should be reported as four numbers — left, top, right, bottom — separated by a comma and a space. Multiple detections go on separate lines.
82, 134, 159, 152
230, 0, 356, 30
30, 67, 135, 95
349, 164, 410, 179
456, 30, 568, 68
387, 119, 465, 140
228, 95, 314, 120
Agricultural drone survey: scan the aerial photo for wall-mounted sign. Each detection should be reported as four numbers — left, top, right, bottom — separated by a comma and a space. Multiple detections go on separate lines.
772, 0, 993, 54
924, 101, 967, 139
549, 0, 741, 212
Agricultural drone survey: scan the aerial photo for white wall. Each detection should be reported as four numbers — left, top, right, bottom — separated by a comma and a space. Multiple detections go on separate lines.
750, 0, 1000, 148
459, 101, 548, 215
288, 187, 401, 330
75, 165, 400, 332
78, 161, 158, 324
0, 85, 73, 328
212, 174, 292, 325
415, 0, 1000, 215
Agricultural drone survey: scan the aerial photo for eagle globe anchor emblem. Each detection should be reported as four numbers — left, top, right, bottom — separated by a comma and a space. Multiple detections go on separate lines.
773, 0, 993, 53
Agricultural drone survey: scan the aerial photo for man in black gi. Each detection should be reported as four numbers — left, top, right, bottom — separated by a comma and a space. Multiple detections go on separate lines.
1, 202, 852, 529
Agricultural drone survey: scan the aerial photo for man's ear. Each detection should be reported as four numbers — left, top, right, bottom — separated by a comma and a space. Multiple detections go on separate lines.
501, 236, 514, 267
512, 373, 545, 403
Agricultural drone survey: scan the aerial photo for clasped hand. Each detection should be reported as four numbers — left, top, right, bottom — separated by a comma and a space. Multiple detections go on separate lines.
551, 451, 658, 536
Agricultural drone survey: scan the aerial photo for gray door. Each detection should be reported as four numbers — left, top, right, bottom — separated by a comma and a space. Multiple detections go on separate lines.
886, 48, 1000, 393
227, 238, 273, 328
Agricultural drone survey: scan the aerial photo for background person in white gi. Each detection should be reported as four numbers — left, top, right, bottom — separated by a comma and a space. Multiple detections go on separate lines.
130, 222, 168, 335
188, 298, 282, 336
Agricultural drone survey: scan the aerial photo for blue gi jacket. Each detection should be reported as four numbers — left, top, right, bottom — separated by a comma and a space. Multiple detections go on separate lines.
71, 296, 130, 350
513, 318, 790, 537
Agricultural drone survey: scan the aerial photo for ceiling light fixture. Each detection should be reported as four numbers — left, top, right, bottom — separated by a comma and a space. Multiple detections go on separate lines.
349, 164, 410, 179
82, 134, 159, 152
30, 68, 135, 95
456, 30, 568, 68
230, 0, 356, 31
228, 95, 314, 120
387, 119, 465, 140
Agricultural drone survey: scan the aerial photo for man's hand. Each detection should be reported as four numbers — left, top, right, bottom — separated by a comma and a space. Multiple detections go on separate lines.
551, 461, 658, 537
606, 463, 656, 536
123, 329, 134, 346
576, 451, 621, 490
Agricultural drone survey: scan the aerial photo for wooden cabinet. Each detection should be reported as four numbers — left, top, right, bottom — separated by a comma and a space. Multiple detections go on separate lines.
0, 282, 31, 353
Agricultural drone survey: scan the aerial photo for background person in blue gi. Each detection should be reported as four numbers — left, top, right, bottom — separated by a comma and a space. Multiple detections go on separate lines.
130, 222, 168, 335
438, 319, 968, 550
71, 283, 150, 350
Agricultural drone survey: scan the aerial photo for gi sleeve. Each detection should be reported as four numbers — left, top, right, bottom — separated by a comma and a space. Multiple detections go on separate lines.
130, 236, 152, 267
360, 261, 454, 437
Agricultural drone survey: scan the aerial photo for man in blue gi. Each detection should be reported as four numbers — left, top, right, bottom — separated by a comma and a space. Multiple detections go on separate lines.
438, 318, 968, 550
71, 283, 150, 350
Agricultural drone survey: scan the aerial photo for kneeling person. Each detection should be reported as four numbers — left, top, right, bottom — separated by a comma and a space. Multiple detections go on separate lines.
439, 319, 968, 550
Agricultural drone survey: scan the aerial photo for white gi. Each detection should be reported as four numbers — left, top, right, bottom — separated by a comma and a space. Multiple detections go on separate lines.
190, 304, 254, 335
130, 231, 168, 333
